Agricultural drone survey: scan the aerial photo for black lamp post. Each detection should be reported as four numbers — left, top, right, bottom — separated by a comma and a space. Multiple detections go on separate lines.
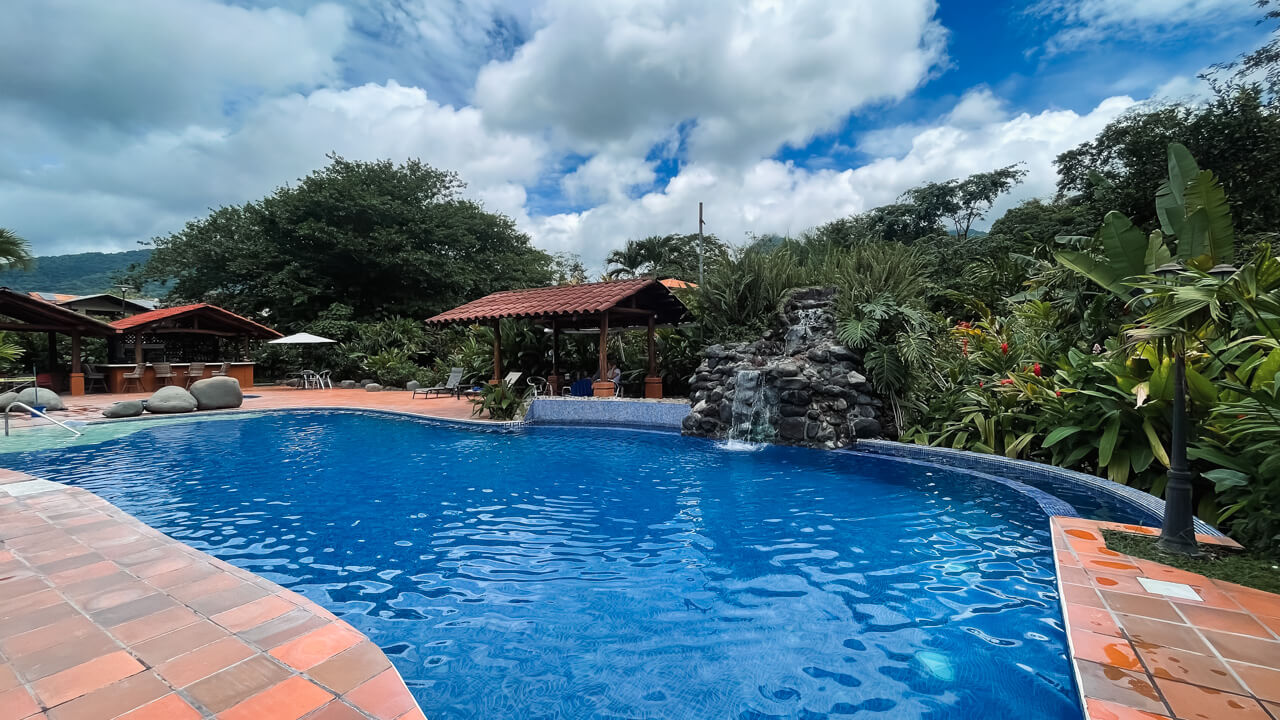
1150, 261, 1236, 555
1152, 262, 1199, 555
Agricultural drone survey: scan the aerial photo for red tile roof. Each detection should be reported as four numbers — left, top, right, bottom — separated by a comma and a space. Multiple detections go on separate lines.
427, 278, 685, 325
110, 303, 282, 338
660, 278, 697, 289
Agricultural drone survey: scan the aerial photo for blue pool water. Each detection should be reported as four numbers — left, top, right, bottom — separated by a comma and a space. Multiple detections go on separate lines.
3, 411, 1079, 719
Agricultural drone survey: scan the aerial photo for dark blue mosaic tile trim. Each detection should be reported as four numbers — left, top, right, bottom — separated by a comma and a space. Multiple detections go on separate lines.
855, 439, 1223, 536
524, 398, 690, 430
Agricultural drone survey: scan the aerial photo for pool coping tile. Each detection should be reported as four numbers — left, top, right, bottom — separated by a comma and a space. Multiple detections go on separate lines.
0, 470, 424, 720
1052, 517, 1280, 720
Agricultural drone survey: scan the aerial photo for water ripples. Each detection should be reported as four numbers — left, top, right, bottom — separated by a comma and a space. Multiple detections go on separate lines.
2, 411, 1079, 719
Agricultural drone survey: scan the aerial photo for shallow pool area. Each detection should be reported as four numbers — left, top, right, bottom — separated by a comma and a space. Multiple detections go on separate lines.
1, 410, 1081, 719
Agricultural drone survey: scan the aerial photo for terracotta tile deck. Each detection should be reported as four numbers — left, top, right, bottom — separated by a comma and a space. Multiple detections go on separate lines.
5, 386, 483, 431
1053, 516, 1280, 720
0, 471, 421, 720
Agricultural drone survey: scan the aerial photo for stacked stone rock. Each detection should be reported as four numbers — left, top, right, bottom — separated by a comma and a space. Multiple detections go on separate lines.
682, 287, 890, 449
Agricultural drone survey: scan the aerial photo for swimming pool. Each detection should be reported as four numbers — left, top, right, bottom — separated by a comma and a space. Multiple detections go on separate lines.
2, 411, 1079, 719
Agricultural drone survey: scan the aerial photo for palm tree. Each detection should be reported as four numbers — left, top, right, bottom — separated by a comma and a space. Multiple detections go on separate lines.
0, 228, 34, 271
605, 234, 701, 280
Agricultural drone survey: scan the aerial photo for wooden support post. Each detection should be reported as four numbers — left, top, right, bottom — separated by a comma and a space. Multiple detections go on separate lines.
69, 332, 84, 396
593, 311, 612, 397
644, 314, 662, 398
492, 320, 503, 384
549, 320, 561, 395
134, 335, 144, 364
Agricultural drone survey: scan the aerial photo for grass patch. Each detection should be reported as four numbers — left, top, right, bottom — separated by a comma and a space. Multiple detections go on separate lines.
1102, 529, 1280, 595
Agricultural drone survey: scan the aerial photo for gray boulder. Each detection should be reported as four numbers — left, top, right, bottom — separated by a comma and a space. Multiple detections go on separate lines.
189, 377, 243, 410
365, 383, 382, 392
103, 400, 144, 419
359, 378, 375, 387
0, 391, 17, 412
146, 386, 197, 414
405, 380, 421, 391
339, 380, 357, 389
15, 387, 65, 411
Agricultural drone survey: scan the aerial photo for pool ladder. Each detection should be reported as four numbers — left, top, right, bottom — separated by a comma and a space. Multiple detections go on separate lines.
3, 401, 82, 437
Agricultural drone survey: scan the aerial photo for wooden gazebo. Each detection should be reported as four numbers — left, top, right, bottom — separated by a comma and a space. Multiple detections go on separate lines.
426, 279, 689, 397
0, 287, 118, 395
106, 303, 282, 390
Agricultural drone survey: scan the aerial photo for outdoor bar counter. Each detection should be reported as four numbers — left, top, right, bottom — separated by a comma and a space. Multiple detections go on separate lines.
101, 362, 256, 393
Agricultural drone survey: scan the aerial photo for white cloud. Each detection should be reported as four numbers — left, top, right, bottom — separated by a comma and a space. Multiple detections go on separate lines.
0, 82, 548, 254
0, 0, 350, 131
1033, 0, 1256, 54
529, 91, 1137, 267
474, 0, 948, 165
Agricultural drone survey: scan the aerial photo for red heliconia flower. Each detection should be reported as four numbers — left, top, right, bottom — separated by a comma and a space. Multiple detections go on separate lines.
1000, 342, 1009, 355
999, 378, 1014, 385
1055, 390, 1062, 397
978, 381, 984, 387
1033, 363, 1042, 377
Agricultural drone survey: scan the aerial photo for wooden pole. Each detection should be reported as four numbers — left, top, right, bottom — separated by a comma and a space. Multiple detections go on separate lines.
551, 320, 560, 375
492, 320, 503, 383
598, 312, 609, 381
134, 334, 144, 364
70, 333, 81, 375
647, 314, 656, 376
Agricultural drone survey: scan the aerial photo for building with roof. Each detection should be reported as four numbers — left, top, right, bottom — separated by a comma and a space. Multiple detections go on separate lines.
427, 278, 689, 397
27, 291, 157, 320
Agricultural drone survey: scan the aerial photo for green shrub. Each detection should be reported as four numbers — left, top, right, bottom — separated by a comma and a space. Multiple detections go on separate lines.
470, 381, 529, 420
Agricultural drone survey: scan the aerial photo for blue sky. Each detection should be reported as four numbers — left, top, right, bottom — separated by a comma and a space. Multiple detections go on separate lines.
0, 0, 1269, 267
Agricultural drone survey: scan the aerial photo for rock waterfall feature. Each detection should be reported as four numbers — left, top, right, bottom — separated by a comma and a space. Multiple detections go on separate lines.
683, 287, 891, 448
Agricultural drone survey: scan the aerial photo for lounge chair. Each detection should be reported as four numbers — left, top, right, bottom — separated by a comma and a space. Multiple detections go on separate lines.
121, 363, 146, 393
210, 362, 231, 377
461, 371, 523, 398
414, 367, 464, 399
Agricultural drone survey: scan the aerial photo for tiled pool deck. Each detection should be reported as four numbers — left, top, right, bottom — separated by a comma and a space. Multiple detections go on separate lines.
5, 389, 1280, 719
1052, 517, 1280, 720
0, 470, 423, 720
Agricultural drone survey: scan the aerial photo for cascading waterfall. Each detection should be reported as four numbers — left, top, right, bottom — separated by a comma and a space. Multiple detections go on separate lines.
783, 308, 823, 354
727, 369, 775, 444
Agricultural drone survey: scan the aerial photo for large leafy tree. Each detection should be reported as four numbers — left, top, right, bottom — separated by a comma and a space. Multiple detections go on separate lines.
0, 228, 34, 271
136, 156, 553, 328
1055, 88, 1280, 245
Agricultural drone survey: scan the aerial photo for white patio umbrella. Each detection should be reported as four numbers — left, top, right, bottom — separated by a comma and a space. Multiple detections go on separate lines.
267, 333, 337, 387
268, 332, 336, 344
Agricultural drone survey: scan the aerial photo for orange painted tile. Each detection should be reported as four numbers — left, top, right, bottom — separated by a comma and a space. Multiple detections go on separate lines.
344, 668, 417, 720
1059, 566, 1090, 585
1074, 660, 1168, 715
132, 621, 229, 666
1156, 679, 1271, 720
185, 655, 291, 713
1135, 643, 1243, 694
1085, 697, 1171, 720
155, 636, 256, 688
1089, 572, 1146, 595
1200, 629, 1280, 667
44, 672, 168, 720
1117, 614, 1210, 654
394, 709, 426, 720
1070, 628, 1142, 670
0, 665, 18, 693
1082, 557, 1143, 575
167, 572, 241, 603
1063, 582, 1106, 609
46, 561, 117, 586
211, 595, 294, 633
1225, 587, 1280, 621
303, 701, 369, 720
0, 687, 40, 720
110, 606, 200, 645
1100, 590, 1180, 622
218, 676, 332, 720
1174, 604, 1272, 639
31, 651, 144, 707
1229, 662, 1280, 703
2, 615, 98, 658
307, 641, 391, 695
269, 624, 363, 671
115, 693, 202, 720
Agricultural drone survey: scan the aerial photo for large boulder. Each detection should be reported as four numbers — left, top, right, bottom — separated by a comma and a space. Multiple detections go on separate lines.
0, 391, 17, 412
405, 380, 421, 392
146, 386, 197, 414
15, 387, 65, 411
103, 401, 144, 419
365, 383, 383, 392
189, 377, 243, 410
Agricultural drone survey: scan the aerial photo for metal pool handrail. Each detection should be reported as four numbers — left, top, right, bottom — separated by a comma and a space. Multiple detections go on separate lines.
4, 401, 82, 437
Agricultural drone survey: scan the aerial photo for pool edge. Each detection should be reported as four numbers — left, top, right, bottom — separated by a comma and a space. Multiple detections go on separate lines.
0, 468, 426, 720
